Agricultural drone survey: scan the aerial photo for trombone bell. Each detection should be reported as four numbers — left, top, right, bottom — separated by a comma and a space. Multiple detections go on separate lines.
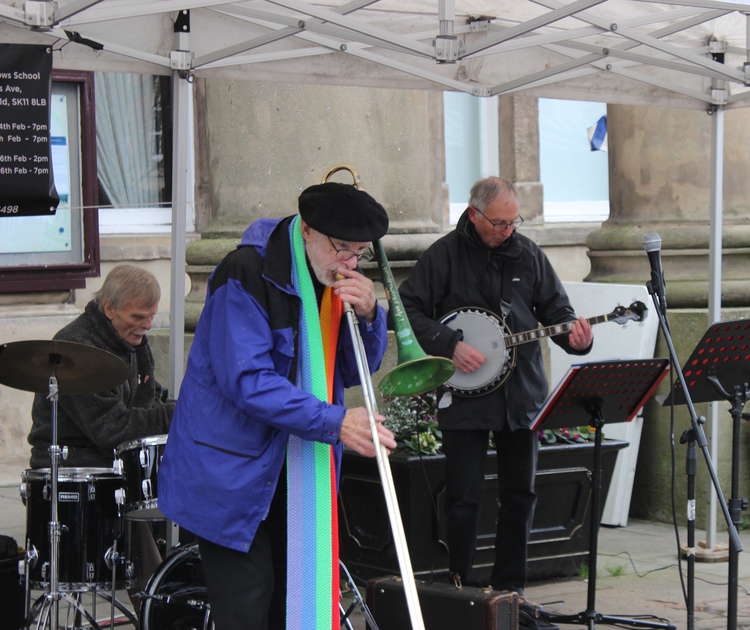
378, 355, 455, 398
372, 239, 454, 397
321, 164, 455, 398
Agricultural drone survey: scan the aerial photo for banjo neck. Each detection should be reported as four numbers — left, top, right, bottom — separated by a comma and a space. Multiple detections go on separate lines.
504, 312, 611, 349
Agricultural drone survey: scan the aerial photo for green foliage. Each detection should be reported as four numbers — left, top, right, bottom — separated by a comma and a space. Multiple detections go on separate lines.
382, 392, 442, 456
382, 392, 598, 456
605, 565, 626, 577
538, 425, 596, 445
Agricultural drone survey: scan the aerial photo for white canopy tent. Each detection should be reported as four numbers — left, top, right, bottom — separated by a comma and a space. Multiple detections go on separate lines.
2, 0, 749, 547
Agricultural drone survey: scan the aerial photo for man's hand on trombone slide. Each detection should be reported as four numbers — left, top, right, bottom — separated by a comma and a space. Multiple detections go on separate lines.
340, 408, 396, 458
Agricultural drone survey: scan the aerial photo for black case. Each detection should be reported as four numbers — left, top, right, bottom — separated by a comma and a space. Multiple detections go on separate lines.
366, 575, 519, 630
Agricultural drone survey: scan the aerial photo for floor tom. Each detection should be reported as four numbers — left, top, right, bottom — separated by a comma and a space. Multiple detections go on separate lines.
21, 467, 126, 590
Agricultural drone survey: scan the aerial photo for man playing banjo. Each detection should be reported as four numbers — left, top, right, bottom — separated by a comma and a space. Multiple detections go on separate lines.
399, 177, 593, 597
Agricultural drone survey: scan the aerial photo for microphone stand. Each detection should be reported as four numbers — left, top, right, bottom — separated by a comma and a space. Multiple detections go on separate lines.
646, 280, 742, 630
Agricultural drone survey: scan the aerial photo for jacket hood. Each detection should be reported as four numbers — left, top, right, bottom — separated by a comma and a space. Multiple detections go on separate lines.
239, 217, 286, 255
455, 208, 523, 261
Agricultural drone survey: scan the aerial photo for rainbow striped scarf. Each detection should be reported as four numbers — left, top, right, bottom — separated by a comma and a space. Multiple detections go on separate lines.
286, 216, 343, 629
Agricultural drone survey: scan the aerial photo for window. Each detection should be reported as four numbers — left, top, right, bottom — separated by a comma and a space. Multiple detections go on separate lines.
443, 92, 498, 224
443, 94, 608, 224
95, 72, 173, 234
0, 70, 98, 292
539, 98, 609, 222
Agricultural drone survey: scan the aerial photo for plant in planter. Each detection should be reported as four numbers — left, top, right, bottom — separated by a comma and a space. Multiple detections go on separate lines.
339, 392, 627, 581
382, 391, 598, 453
381, 391, 441, 456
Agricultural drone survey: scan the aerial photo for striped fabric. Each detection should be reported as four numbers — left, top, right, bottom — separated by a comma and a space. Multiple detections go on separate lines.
286, 216, 342, 629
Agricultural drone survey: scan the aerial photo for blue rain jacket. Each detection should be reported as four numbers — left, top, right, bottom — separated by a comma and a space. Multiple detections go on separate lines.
158, 216, 387, 552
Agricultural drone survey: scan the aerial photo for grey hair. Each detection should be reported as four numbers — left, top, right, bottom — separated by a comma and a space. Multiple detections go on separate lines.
95, 264, 161, 310
469, 177, 517, 212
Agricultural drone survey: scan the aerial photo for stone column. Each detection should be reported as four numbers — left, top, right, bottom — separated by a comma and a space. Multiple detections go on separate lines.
194, 78, 447, 237
586, 103, 750, 530
586, 104, 750, 307
499, 93, 543, 222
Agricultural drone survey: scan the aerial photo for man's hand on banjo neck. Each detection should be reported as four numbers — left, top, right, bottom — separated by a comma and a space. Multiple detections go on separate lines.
568, 316, 593, 351
451, 315, 593, 374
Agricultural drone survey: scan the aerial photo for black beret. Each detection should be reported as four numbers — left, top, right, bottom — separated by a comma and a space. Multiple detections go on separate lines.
298, 182, 389, 242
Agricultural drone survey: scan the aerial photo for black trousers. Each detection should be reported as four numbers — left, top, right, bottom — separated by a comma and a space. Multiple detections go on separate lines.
442, 428, 538, 592
198, 478, 287, 630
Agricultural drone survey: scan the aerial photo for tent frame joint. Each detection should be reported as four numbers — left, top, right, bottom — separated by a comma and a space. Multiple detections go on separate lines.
170, 49, 193, 73
24, 0, 54, 29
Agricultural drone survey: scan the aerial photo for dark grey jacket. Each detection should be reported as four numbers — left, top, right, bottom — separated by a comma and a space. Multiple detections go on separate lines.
399, 211, 591, 431
28, 300, 174, 468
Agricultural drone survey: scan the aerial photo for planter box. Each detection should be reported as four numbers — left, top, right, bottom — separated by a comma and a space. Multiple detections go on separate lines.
339, 439, 628, 582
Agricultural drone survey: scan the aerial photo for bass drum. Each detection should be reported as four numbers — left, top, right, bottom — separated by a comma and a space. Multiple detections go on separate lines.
140, 543, 213, 630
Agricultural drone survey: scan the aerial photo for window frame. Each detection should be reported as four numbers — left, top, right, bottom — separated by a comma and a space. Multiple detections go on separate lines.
0, 69, 99, 293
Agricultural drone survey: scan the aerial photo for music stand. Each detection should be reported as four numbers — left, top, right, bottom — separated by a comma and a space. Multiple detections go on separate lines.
531, 358, 673, 629
663, 319, 750, 630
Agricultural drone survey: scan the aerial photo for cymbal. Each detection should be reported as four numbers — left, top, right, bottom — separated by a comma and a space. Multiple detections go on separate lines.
0, 339, 129, 394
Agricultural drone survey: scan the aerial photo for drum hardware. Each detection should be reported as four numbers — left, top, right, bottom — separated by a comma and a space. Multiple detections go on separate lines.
142, 479, 153, 501
323, 165, 455, 630
26, 543, 38, 569
340, 560, 379, 630
114, 434, 168, 519
0, 339, 128, 630
439, 300, 649, 397
139, 544, 212, 630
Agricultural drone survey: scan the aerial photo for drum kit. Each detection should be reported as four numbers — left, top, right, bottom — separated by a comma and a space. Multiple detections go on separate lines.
0, 340, 211, 630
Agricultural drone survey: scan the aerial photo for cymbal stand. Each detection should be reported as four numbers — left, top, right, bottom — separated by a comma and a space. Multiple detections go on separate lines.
47, 371, 63, 630
29, 592, 101, 630
339, 561, 379, 630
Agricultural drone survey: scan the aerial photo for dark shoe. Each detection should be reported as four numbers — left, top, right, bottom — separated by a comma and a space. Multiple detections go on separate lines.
519, 600, 560, 630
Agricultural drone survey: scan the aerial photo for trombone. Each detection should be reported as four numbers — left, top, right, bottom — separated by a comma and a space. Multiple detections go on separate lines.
323, 165, 454, 630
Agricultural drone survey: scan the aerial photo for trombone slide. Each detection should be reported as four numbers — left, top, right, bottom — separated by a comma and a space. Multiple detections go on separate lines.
341, 300, 425, 630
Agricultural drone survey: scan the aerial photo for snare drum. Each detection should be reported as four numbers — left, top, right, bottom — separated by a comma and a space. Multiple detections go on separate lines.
114, 434, 167, 519
21, 467, 127, 590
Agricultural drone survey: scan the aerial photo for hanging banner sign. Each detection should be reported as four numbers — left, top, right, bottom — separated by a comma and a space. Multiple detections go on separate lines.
0, 44, 59, 217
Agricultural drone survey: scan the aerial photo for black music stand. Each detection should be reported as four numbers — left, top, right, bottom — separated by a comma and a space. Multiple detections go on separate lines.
663, 319, 750, 630
531, 359, 673, 629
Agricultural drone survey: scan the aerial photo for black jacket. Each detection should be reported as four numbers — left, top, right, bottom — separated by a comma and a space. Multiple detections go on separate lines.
28, 300, 174, 468
399, 211, 591, 431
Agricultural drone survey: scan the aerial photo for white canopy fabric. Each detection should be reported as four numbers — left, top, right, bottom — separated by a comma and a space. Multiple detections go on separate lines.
0, 0, 749, 109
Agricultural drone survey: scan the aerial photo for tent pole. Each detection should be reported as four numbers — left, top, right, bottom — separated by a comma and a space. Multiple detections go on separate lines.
168, 72, 190, 399
705, 103, 724, 552
168, 18, 192, 400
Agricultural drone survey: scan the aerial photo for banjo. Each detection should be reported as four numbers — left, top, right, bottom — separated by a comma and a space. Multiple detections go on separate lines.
438, 301, 648, 397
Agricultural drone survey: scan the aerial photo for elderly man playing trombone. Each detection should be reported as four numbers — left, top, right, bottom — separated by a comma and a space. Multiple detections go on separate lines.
159, 181, 397, 630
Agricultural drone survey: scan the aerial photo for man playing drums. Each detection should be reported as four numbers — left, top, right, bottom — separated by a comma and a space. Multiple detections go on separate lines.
27, 264, 174, 468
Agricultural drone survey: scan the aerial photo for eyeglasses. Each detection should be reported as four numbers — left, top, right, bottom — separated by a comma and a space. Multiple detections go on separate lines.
327, 236, 374, 263
470, 206, 524, 230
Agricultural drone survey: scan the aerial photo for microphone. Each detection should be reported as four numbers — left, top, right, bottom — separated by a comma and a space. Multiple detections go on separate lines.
643, 232, 666, 311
